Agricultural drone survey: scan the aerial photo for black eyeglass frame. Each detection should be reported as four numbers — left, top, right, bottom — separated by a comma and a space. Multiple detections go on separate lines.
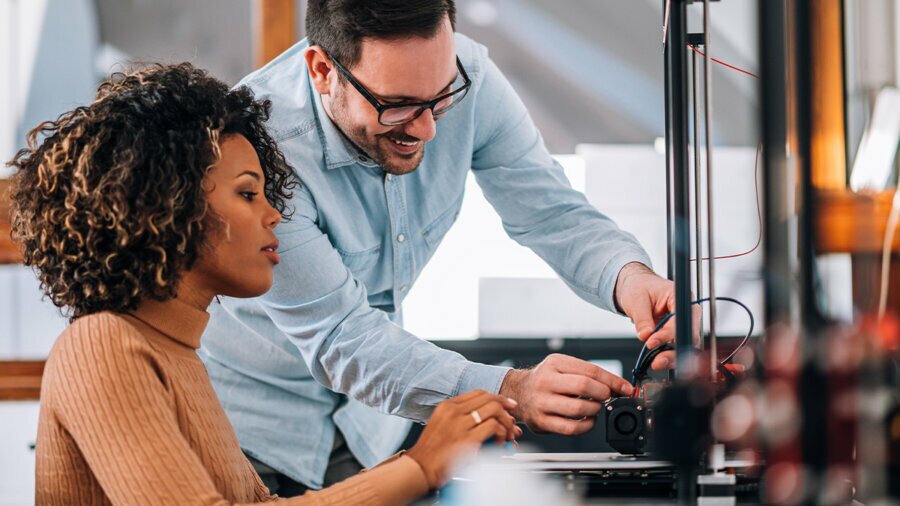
328, 53, 472, 126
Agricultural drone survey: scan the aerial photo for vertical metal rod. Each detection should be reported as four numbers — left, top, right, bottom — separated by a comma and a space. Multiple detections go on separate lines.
665, 2, 697, 502
664, 0, 675, 282
666, 0, 694, 379
759, 4, 790, 502
760, 0, 791, 325
691, 50, 704, 346
795, 0, 829, 497
703, 0, 717, 378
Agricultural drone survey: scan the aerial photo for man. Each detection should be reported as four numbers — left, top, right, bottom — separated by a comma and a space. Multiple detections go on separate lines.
201, 0, 679, 495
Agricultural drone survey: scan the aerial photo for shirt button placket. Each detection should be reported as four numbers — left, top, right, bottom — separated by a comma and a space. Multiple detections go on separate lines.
385, 172, 409, 307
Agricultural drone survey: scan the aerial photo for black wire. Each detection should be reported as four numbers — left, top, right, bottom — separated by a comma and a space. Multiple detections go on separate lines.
631, 343, 674, 385
630, 296, 754, 386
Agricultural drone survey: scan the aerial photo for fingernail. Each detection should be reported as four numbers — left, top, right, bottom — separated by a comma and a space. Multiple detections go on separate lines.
646, 340, 657, 349
622, 383, 634, 395
506, 397, 518, 407
659, 357, 669, 367
512, 440, 519, 449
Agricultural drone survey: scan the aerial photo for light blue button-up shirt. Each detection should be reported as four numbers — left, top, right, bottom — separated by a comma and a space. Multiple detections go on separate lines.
200, 34, 651, 488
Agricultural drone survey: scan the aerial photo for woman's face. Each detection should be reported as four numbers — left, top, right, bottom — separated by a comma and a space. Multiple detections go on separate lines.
191, 134, 282, 299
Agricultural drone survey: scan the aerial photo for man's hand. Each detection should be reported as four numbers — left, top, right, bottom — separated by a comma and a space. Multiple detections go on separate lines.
613, 262, 700, 370
499, 354, 633, 435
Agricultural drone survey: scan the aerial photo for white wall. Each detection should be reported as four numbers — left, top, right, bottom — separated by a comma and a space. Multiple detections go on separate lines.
896, 0, 900, 86
0, 0, 31, 175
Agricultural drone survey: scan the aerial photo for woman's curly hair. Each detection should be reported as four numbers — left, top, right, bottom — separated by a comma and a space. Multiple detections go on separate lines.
7, 62, 297, 319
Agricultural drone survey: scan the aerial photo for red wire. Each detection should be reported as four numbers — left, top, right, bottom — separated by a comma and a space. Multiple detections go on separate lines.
691, 143, 762, 262
687, 44, 760, 79
687, 44, 762, 263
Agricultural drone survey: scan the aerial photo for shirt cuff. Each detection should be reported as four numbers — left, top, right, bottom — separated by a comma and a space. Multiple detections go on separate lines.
454, 362, 511, 396
367, 450, 408, 469
599, 249, 654, 315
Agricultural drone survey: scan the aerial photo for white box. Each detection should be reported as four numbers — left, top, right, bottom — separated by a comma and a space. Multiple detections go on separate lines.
0, 401, 39, 505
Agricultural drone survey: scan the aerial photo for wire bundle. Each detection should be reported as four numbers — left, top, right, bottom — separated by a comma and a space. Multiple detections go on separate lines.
630, 296, 754, 387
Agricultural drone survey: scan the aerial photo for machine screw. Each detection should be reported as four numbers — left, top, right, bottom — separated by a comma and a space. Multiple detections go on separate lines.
636, 405, 643, 411
607, 405, 614, 411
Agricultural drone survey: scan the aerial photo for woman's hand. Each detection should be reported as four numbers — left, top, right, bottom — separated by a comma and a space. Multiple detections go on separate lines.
406, 390, 521, 489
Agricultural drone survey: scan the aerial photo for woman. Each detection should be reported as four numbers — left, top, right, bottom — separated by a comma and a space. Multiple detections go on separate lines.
10, 63, 519, 505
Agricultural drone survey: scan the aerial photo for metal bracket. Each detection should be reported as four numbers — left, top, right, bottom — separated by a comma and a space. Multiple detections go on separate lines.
687, 32, 706, 46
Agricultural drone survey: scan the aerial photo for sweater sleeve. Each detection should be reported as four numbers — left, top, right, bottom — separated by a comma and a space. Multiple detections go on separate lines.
46, 313, 427, 506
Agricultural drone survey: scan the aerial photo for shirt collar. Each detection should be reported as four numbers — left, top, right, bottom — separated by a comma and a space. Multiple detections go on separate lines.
308, 71, 379, 171
128, 297, 210, 350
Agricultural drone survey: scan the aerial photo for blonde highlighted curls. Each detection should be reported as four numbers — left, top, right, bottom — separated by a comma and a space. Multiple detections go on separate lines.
8, 63, 297, 319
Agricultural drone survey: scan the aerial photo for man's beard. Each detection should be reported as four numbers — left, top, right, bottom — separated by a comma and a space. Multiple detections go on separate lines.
370, 131, 425, 175
331, 96, 425, 175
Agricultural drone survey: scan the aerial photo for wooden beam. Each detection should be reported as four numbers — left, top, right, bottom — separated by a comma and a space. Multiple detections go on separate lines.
0, 360, 44, 400
816, 189, 900, 254
0, 179, 23, 264
255, 0, 296, 68
816, 189, 900, 319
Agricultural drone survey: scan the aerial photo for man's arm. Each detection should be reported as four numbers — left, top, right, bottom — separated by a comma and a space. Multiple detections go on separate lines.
469, 56, 653, 315
256, 183, 509, 422
257, 183, 634, 435
469, 51, 682, 415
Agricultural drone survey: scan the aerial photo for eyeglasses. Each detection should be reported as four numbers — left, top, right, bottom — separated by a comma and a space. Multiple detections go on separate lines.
328, 54, 471, 126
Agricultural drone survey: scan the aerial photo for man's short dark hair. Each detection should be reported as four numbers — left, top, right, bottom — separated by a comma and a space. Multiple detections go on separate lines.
306, 0, 456, 68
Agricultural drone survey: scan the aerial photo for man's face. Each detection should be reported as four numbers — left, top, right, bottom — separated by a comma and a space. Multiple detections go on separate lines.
324, 18, 458, 175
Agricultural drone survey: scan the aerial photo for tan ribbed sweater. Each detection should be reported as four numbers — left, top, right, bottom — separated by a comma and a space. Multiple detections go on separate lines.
35, 297, 429, 505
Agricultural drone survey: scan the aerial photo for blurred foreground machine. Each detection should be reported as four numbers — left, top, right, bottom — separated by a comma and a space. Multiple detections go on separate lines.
508, 0, 900, 503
